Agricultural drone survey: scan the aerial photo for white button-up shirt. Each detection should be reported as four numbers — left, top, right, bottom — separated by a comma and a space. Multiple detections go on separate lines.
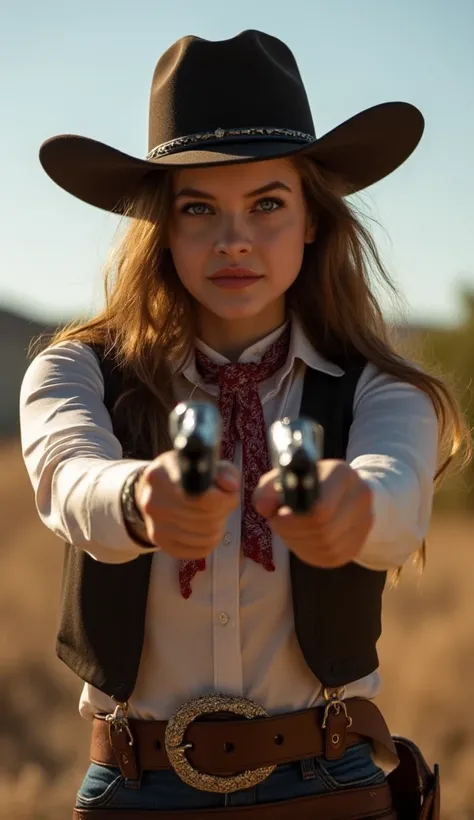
19, 317, 438, 726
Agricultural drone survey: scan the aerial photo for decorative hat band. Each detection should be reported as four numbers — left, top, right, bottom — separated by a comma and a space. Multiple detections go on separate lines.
146, 126, 316, 160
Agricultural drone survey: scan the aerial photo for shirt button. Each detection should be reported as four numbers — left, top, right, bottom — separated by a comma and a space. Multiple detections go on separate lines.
219, 612, 229, 626
223, 532, 232, 545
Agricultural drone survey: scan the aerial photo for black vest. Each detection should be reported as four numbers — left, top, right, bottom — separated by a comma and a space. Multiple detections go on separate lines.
56, 346, 386, 703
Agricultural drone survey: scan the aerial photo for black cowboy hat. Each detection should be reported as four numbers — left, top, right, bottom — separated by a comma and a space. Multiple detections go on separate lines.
39, 30, 424, 214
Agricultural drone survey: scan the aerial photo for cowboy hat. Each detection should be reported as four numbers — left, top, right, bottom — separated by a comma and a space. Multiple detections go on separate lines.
39, 30, 424, 213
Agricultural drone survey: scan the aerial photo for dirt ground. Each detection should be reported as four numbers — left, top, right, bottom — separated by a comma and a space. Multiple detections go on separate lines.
0, 438, 472, 819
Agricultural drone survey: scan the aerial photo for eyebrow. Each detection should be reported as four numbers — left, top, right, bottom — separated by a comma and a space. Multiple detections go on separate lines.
174, 180, 293, 201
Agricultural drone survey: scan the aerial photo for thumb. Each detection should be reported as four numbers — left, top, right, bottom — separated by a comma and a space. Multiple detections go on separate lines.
252, 468, 282, 518
214, 460, 241, 494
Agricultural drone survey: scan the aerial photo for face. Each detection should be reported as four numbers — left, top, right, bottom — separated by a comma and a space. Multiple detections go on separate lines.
167, 158, 315, 336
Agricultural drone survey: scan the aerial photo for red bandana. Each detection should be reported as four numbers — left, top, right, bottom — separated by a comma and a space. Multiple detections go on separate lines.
179, 324, 292, 598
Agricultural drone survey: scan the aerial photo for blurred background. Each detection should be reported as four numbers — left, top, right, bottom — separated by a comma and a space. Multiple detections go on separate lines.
0, 1, 473, 817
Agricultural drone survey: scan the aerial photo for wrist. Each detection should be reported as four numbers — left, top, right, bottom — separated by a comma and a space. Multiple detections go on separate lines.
121, 467, 154, 547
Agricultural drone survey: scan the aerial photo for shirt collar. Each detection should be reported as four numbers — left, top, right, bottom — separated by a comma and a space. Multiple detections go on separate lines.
176, 313, 344, 386
288, 315, 344, 378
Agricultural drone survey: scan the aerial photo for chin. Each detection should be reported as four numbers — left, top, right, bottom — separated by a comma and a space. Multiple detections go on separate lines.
208, 301, 268, 321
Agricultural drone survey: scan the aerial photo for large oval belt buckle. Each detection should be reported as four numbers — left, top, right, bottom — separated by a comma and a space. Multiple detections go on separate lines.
164, 693, 276, 793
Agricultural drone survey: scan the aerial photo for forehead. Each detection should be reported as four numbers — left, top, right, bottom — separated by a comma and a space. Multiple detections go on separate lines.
171, 157, 301, 194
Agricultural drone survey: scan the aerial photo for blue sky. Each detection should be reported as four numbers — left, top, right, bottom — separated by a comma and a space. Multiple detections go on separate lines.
1, 0, 473, 325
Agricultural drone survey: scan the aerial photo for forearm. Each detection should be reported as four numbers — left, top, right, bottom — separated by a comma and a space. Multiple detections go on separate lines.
19, 340, 159, 563
38, 455, 158, 562
347, 364, 438, 571
352, 459, 431, 570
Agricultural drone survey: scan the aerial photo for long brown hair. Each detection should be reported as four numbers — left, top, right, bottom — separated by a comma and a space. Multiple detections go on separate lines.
30, 155, 472, 569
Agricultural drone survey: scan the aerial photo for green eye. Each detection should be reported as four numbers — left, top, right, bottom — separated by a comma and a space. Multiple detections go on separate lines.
182, 203, 211, 215
255, 198, 284, 212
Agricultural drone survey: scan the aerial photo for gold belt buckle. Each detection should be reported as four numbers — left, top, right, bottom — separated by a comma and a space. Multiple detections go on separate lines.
164, 693, 276, 793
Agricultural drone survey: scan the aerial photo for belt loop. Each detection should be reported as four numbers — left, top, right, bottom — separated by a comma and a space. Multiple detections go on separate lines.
300, 757, 318, 780
106, 700, 142, 788
322, 687, 352, 761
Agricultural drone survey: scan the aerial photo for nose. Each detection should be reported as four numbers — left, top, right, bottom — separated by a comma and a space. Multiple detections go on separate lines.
214, 216, 252, 257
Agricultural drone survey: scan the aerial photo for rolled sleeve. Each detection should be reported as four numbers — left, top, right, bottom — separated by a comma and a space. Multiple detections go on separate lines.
19, 340, 159, 563
347, 363, 439, 570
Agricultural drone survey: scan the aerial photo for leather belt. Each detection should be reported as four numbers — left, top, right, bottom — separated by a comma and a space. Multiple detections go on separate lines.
90, 695, 398, 790
73, 783, 396, 819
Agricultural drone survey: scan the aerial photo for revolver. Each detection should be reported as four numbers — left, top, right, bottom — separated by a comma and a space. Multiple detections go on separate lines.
269, 417, 324, 514
168, 401, 222, 496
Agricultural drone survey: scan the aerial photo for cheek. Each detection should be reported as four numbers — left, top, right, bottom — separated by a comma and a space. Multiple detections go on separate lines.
260, 218, 306, 267
168, 225, 209, 282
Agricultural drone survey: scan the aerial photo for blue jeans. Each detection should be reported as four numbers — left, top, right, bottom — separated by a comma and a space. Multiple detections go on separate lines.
75, 740, 385, 810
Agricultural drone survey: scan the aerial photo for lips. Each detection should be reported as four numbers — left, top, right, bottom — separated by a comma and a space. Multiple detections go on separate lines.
209, 267, 262, 279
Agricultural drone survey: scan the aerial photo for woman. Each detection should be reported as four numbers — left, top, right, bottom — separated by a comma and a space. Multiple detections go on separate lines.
20, 29, 466, 819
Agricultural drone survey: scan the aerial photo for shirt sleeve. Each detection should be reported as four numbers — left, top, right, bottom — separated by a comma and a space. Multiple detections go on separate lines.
19, 340, 160, 563
348, 362, 439, 570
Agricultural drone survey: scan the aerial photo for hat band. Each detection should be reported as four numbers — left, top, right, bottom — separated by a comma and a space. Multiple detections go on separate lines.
147, 126, 315, 160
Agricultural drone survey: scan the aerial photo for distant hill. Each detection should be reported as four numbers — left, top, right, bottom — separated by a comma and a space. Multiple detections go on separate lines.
0, 307, 61, 438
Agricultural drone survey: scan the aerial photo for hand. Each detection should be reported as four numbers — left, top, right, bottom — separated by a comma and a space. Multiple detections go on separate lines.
252, 459, 373, 568
135, 451, 240, 559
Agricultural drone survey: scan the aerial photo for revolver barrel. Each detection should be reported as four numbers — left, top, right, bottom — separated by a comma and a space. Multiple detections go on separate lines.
269, 417, 324, 514
168, 401, 222, 496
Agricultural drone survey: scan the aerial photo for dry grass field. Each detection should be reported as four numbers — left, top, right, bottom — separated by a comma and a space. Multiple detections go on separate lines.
0, 438, 472, 819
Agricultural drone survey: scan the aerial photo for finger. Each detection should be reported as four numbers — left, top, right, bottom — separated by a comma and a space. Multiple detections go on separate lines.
321, 486, 373, 545
171, 461, 240, 511
151, 520, 224, 550
157, 450, 183, 487
157, 469, 240, 515
308, 479, 373, 545
282, 499, 373, 567
252, 468, 282, 518
266, 511, 320, 546
309, 518, 372, 567
146, 492, 238, 530
153, 537, 214, 560
151, 450, 240, 505
313, 463, 356, 524
214, 460, 241, 494
267, 482, 372, 546
186, 483, 240, 517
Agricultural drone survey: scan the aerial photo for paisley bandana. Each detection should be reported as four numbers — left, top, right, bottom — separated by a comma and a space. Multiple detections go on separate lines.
179, 324, 292, 598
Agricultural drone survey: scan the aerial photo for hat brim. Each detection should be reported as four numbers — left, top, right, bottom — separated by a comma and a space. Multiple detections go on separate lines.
39, 102, 424, 213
